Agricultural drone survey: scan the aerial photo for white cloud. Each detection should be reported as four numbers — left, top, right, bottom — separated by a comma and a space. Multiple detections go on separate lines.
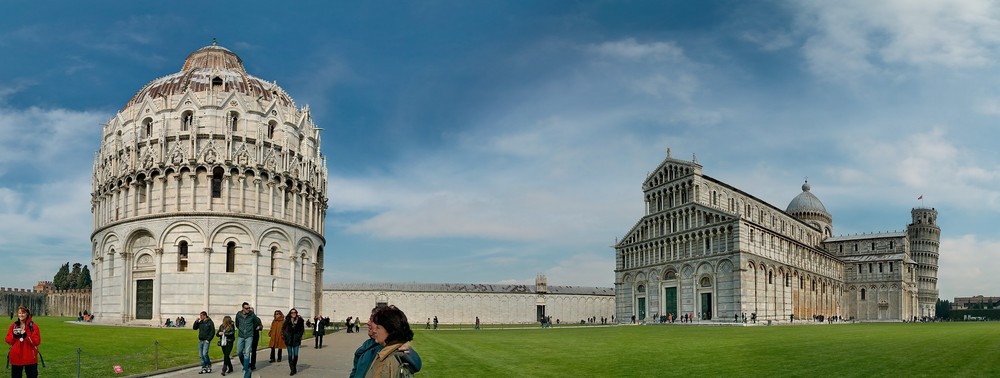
0, 105, 105, 287
586, 38, 684, 61
796, 0, 1000, 82
938, 234, 1000, 299
836, 127, 1000, 211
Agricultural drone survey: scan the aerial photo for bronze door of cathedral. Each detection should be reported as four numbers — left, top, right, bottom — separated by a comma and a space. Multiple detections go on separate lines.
664, 287, 677, 318
135, 279, 153, 320
700, 293, 712, 320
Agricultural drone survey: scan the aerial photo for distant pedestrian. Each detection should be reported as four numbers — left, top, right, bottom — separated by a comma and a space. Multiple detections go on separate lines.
425, 318, 430, 329
433, 315, 439, 330
193, 311, 215, 374
475, 316, 480, 330
313, 314, 327, 348
346, 316, 354, 333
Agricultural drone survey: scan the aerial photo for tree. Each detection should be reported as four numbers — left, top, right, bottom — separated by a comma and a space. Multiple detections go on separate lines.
53, 262, 70, 290
77, 265, 93, 289
66, 263, 82, 290
936, 299, 951, 319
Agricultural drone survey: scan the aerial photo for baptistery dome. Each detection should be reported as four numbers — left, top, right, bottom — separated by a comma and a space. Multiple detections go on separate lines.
90, 43, 328, 325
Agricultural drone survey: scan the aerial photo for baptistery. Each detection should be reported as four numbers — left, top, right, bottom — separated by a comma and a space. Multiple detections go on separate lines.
90, 43, 328, 325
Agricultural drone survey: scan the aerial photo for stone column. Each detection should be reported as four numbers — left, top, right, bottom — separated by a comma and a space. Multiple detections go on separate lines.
223, 174, 232, 211
253, 178, 262, 215
119, 251, 129, 322
145, 178, 154, 215
188, 173, 198, 211
238, 176, 246, 213
174, 175, 182, 212
251, 250, 260, 306
204, 248, 213, 311
289, 254, 297, 309
158, 176, 167, 214
153, 248, 163, 321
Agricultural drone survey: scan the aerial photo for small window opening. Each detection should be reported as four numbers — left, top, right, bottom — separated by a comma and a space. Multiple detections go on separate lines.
178, 241, 189, 272
226, 242, 236, 272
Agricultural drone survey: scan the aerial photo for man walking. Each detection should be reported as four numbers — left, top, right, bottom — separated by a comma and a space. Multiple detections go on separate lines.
192, 311, 215, 374
235, 302, 259, 378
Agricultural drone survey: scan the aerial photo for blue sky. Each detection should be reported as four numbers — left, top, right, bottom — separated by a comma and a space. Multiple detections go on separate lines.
1, 1, 998, 301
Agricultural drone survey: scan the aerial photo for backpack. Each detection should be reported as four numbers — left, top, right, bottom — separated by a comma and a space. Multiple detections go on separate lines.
392, 351, 415, 378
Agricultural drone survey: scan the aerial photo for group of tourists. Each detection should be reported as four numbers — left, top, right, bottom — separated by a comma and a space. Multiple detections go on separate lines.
193, 303, 308, 377
3, 302, 423, 378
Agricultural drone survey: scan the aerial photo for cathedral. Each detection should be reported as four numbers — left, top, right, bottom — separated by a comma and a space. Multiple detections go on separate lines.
90, 43, 328, 325
614, 151, 940, 323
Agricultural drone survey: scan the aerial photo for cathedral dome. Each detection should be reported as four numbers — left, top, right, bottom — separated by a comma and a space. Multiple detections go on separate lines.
786, 181, 829, 215
123, 43, 294, 110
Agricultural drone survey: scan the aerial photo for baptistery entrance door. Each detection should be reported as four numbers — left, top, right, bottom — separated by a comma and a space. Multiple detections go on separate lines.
135, 279, 153, 320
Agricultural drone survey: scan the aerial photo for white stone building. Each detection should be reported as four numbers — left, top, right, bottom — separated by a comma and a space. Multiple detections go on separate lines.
615, 152, 940, 323
323, 276, 615, 325
90, 43, 328, 325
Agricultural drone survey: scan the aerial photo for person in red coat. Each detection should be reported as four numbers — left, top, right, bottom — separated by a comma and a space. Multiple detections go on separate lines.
5, 306, 42, 378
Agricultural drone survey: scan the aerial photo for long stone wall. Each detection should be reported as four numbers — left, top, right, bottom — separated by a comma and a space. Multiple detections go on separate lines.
0, 286, 91, 317
323, 282, 615, 326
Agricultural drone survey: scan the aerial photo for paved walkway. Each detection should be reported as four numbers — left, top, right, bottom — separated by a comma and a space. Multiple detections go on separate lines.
146, 330, 370, 378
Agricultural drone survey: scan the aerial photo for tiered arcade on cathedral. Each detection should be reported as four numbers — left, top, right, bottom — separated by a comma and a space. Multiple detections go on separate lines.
614, 151, 940, 323
90, 44, 328, 325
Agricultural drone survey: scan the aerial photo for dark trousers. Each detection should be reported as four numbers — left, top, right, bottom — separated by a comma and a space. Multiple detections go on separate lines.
12, 364, 39, 378
250, 333, 260, 368
314, 334, 324, 348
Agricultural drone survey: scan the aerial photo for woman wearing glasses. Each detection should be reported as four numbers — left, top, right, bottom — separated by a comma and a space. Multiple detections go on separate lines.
281, 308, 305, 376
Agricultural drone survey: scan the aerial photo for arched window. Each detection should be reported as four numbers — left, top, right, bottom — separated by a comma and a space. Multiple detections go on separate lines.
211, 167, 224, 198
182, 111, 194, 131
861, 288, 867, 300
108, 250, 115, 277
143, 118, 153, 138
637, 284, 646, 293
268, 121, 277, 139
270, 246, 278, 276
226, 242, 236, 272
212, 76, 223, 91
228, 111, 239, 132
178, 241, 189, 272
664, 271, 677, 280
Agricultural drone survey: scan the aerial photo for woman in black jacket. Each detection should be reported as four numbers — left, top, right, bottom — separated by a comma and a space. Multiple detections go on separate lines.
281, 308, 305, 376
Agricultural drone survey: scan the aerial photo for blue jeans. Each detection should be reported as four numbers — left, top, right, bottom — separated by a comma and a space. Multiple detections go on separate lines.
237, 337, 253, 378
286, 345, 300, 360
198, 340, 211, 369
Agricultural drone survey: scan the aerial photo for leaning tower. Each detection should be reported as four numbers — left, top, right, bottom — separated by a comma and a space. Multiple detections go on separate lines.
90, 43, 328, 325
907, 207, 940, 318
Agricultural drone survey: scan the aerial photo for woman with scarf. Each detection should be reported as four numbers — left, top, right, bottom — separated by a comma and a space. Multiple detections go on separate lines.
268, 310, 286, 363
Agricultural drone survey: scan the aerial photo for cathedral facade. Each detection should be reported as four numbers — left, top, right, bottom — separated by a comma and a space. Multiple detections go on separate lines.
90, 44, 328, 325
614, 152, 939, 323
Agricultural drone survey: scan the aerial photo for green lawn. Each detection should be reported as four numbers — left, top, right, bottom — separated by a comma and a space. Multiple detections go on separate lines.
413, 322, 1000, 377
11, 318, 1000, 377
